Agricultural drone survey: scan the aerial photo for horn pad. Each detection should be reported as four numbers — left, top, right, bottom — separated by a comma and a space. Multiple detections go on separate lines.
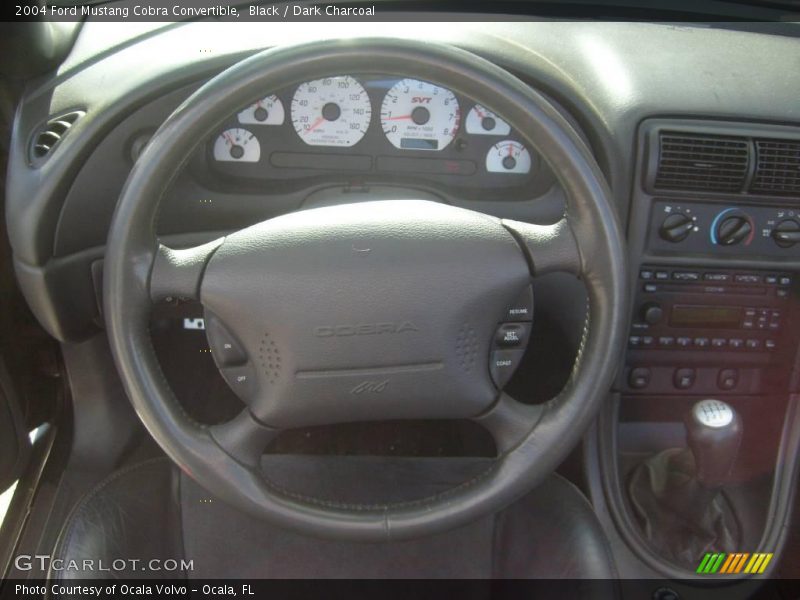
201, 200, 531, 428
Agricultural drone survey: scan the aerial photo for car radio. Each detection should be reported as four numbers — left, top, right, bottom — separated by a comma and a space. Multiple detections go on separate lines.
623, 266, 797, 395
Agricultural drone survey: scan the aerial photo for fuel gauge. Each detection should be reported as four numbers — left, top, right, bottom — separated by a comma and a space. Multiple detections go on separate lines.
466, 105, 510, 136
238, 95, 285, 126
486, 140, 531, 174
213, 128, 260, 163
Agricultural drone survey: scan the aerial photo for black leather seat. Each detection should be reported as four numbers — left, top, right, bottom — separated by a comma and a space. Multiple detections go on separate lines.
53, 456, 618, 591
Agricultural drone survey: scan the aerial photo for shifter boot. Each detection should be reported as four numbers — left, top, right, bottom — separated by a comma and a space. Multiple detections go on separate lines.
627, 447, 741, 568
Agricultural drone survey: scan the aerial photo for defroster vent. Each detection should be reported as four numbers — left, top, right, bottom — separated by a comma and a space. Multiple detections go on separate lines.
654, 132, 749, 193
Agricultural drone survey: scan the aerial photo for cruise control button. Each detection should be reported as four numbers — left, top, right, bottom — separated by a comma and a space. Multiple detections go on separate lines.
490, 349, 525, 389
205, 313, 248, 367
505, 286, 534, 322
221, 364, 257, 400
495, 323, 530, 348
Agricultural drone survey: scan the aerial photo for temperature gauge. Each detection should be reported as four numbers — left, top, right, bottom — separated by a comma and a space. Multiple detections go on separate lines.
465, 105, 510, 136
213, 128, 260, 163
238, 96, 285, 126
486, 140, 531, 174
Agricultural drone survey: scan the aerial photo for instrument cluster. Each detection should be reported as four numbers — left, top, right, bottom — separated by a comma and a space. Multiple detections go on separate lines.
205, 74, 551, 196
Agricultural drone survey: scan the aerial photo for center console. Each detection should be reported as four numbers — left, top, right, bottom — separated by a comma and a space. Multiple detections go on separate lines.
595, 118, 800, 584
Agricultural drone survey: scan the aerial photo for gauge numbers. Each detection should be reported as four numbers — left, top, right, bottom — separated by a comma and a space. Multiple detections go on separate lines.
291, 76, 371, 147
486, 140, 531, 174
238, 95, 285, 126
213, 128, 260, 163
381, 79, 460, 151
465, 105, 511, 136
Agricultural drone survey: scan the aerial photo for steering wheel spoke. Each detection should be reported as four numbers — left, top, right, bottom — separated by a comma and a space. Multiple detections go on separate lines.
502, 218, 582, 277
209, 409, 279, 468
149, 238, 224, 303
472, 393, 545, 454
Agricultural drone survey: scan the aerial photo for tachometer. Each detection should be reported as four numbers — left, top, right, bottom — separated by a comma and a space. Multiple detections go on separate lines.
380, 79, 460, 151
465, 105, 510, 136
291, 76, 371, 147
213, 128, 260, 163
486, 141, 531, 174
238, 95, 285, 126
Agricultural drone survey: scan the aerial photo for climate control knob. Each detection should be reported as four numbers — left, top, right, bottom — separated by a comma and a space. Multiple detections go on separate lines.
772, 219, 800, 248
714, 213, 752, 246
659, 212, 694, 243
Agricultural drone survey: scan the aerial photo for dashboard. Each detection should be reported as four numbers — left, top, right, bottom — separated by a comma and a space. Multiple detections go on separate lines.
201, 74, 549, 199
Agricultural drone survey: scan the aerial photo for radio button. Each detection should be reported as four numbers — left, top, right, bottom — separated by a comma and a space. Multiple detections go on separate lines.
735, 274, 762, 284
677, 337, 692, 348
766, 339, 777, 351
780, 276, 792, 286
644, 284, 658, 293
658, 336, 675, 347
711, 338, 727, 349
729, 338, 744, 349
673, 368, 696, 390
745, 308, 757, 317
765, 275, 778, 285
743, 320, 755, 329
629, 336, 642, 348
673, 271, 700, 281
693, 337, 710, 348
704, 273, 731, 282
641, 336, 654, 347
640, 269, 654, 280
777, 288, 790, 299
640, 302, 663, 325
746, 339, 761, 350
655, 271, 670, 280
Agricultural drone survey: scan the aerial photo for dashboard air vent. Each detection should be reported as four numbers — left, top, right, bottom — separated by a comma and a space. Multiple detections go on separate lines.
654, 132, 749, 193
751, 139, 800, 197
30, 110, 85, 162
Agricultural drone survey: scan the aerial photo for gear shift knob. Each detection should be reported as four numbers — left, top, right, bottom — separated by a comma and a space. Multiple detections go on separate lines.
685, 399, 743, 488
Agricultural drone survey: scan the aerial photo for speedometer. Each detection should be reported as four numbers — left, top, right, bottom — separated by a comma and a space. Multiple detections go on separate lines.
380, 79, 460, 151
291, 76, 371, 147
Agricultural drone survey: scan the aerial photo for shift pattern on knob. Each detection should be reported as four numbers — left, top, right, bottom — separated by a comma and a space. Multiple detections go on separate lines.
692, 399, 734, 428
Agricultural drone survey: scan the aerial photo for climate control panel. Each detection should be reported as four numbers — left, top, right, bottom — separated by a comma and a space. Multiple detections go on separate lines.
650, 200, 800, 256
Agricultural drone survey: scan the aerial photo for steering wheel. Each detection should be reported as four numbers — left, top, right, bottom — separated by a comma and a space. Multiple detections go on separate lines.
104, 38, 627, 541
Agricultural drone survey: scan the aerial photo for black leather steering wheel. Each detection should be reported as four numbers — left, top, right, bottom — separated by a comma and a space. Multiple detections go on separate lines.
104, 38, 627, 541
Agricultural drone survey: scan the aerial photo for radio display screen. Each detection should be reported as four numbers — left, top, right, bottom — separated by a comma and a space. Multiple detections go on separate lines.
670, 305, 743, 329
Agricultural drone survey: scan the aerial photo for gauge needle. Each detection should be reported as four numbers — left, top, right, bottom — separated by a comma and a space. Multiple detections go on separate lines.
383, 115, 412, 121
304, 116, 325, 134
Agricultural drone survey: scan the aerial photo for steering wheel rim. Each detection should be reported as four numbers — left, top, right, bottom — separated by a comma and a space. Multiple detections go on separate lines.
104, 38, 628, 541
